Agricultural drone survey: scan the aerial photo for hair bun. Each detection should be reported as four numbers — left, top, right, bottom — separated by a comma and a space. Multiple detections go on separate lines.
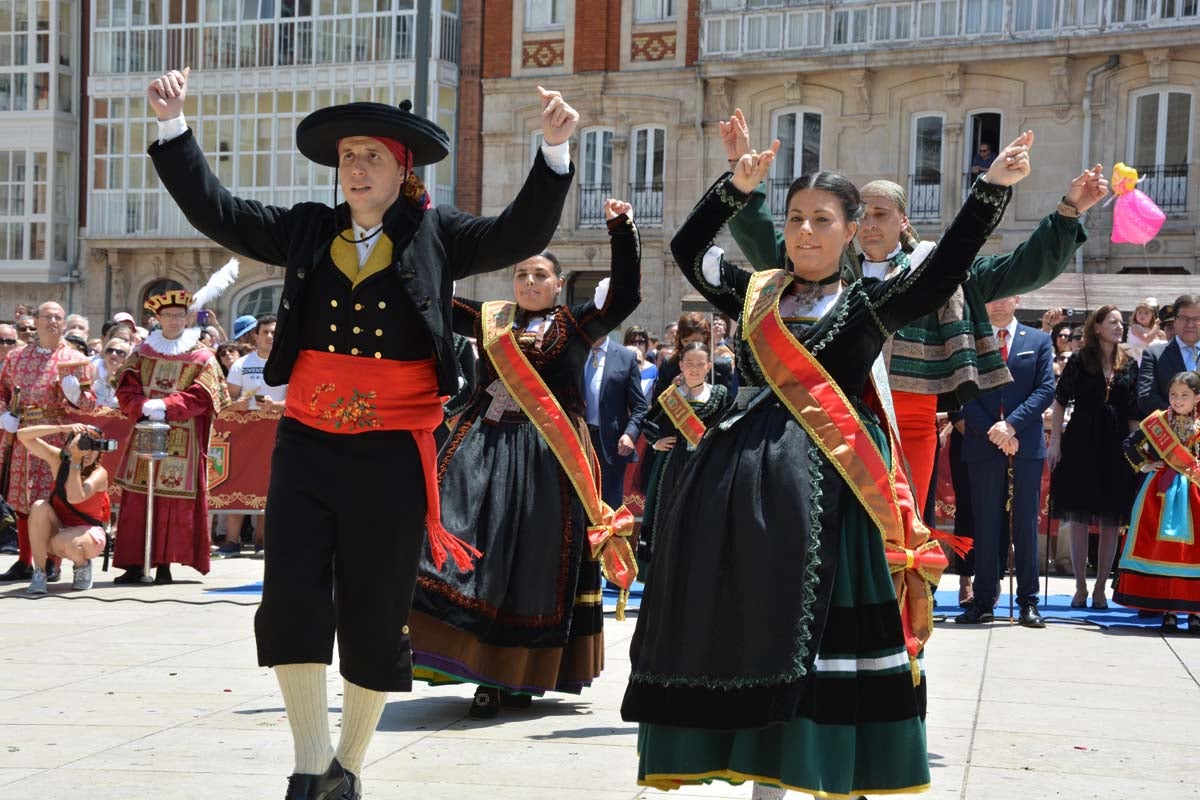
399, 99, 413, 112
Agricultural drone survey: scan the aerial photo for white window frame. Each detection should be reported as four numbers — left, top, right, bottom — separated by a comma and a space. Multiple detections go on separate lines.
768, 107, 822, 220
963, 109, 1003, 195
872, 2, 913, 41
1127, 87, 1194, 166
1060, 0, 1102, 25
785, 10, 824, 48
1011, 0, 1057, 30
917, 0, 958, 37
962, 0, 1003, 33
578, 127, 614, 228
831, 7, 869, 45
635, 0, 676, 23
1109, 0, 1151, 23
1159, 0, 1200, 20
525, 0, 563, 31
629, 125, 665, 186
745, 12, 784, 51
909, 113, 945, 221
703, 15, 741, 55
530, 131, 545, 164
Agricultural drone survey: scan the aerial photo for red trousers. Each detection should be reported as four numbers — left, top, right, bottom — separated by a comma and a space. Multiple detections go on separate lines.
893, 391, 939, 512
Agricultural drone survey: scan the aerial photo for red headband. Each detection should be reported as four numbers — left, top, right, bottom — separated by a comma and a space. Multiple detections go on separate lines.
336, 137, 412, 171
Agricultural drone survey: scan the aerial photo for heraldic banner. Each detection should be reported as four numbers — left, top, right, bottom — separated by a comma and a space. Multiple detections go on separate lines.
66, 408, 277, 512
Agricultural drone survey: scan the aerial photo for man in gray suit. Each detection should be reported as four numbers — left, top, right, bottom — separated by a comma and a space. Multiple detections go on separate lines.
1138, 294, 1200, 414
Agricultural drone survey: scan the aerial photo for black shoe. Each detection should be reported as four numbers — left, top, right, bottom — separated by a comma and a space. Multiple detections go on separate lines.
338, 771, 362, 800
0, 560, 33, 582
954, 605, 994, 625
285, 758, 349, 800
45, 559, 61, 583
113, 567, 145, 584
154, 565, 173, 585
468, 686, 500, 719
1019, 605, 1045, 629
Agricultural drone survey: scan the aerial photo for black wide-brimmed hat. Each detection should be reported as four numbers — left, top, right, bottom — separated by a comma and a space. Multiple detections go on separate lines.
296, 100, 450, 168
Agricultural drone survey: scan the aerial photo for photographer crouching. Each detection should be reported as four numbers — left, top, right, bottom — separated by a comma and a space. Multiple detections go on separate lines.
15, 424, 113, 595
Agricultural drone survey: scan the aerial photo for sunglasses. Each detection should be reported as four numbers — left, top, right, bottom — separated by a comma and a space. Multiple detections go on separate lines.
1069, 335, 1083, 341
17, 326, 35, 332
0, 338, 16, 345
105, 347, 130, 356
1055, 332, 1070, 338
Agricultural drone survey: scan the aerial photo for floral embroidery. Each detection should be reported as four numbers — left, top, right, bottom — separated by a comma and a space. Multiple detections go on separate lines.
309, 383, 382, 430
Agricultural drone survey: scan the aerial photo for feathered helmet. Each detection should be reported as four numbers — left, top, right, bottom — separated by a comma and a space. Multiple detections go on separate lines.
144, 258, 239, 317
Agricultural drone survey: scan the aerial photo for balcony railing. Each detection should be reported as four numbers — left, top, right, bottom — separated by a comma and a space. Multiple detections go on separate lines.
768, 178, 792, 220
1130, 163, 1189, 214
629, 182, 664, 226
907, 174, 942, 220
700, 0, 1200, 59
578, 183, 612, 228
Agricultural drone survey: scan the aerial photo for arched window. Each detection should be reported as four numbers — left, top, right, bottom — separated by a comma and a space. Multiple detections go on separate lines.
769, 107, 822, 218
233, 282, 284, 319
1128, 88, 1192, 213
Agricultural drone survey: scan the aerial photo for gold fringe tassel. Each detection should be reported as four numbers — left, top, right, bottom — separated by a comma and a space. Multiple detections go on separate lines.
616, 589, 629, 621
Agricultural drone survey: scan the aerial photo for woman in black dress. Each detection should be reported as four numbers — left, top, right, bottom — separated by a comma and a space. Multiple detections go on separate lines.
622, 133, 1030, 798
1047, 304, 1140, 609
636, 342, 732, 581
410, 199, 641, 718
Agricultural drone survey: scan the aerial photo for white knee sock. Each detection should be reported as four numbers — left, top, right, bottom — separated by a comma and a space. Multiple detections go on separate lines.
275, 663, 334, 775
335, 680, 388, 777
751, 782, 787, 800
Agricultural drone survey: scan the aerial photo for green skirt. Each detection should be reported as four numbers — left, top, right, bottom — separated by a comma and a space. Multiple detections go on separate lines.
633, 417, 929, 797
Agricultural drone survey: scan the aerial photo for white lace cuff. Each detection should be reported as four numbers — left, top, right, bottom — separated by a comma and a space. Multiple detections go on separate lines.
702, 246, 724, 287
593, 277, 610, 309
540, 140, 570, 175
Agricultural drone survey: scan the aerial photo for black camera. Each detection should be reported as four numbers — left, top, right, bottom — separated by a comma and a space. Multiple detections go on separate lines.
77, 433, 119, 452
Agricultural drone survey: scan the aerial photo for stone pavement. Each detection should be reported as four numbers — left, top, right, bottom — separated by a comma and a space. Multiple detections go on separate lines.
0, 555, 1198, 800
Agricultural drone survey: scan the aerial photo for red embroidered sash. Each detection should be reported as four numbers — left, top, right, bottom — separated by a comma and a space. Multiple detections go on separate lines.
1141, 410, 1200, 488
743, 270, 947, 679
481, 302, 638, 611
657, 384, 707, 448
285, 350, 480, 572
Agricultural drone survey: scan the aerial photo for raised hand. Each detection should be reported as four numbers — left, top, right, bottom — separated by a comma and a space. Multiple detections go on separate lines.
604, 198, 634, 222
147, 67, 190, 121
718, 107, 752, 163
537, 86, 579, 147
1064, 164, 1109, 214
729, 139, 781, 195
984, 130, 1034, 188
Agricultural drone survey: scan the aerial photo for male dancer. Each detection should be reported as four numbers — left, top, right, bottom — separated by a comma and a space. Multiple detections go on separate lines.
146, 67, 577, 799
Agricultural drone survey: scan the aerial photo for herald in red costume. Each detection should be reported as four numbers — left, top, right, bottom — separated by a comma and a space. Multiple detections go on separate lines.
111, 289, 230, 580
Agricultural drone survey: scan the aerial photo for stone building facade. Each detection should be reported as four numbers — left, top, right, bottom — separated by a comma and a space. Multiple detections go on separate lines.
455, 0, 1200, 336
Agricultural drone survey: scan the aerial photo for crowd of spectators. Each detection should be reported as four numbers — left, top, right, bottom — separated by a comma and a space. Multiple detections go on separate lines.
0, 302, 285, 573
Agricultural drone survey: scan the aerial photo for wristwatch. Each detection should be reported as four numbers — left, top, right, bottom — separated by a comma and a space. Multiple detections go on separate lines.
70, 463, 82, 471
1056, 196, 1081, 218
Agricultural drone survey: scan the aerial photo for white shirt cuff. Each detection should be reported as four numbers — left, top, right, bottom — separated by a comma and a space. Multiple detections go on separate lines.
540, 140, 570, 175
157, 114, 189, 144
702, 246, 724, 287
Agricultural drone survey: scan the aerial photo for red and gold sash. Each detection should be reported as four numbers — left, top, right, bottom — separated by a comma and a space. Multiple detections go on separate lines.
481, 301, 638, 617
1141, 410, 1200, 488
743, 270, 947, 680
657, 384, 707, 448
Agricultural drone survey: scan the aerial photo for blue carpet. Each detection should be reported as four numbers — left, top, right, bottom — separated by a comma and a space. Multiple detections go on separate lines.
930, 589, 1179, 630
209, 581, 1179, 631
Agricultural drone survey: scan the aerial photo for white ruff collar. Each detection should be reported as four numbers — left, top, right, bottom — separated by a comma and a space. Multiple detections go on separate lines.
145, 327, 202, 356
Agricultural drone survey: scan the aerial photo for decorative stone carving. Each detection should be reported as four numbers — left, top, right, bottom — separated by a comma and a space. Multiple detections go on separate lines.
1144, 48, 1170, 83
1048, 56, 1071, 111
704, 77, 735, 121
943, 63, 963, 106
849, 69, 872, 116
783, 73, 804, 104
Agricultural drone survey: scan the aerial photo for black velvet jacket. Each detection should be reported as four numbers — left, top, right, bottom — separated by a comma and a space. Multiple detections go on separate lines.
148, 130, 574, 396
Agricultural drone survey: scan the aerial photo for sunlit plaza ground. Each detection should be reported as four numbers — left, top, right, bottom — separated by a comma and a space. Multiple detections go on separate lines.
1, 555, 1198, 799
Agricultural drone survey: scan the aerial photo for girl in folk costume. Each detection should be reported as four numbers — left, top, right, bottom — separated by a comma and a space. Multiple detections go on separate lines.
111, 266, 237, 585
720, 110, 1107, 516
410, 199, 641, 719
622, 132, 1032, 799
636, 342, 732, 581
1115, 371, 1200, 632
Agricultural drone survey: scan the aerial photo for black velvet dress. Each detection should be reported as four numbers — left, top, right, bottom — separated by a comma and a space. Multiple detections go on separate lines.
410, 215, 641, 695
621, 173, 1009, 796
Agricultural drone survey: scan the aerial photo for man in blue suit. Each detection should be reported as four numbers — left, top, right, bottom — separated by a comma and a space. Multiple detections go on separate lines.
1138, 295, 1200, 414
584, 334, 648, 510
955, 295, 1055, 627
